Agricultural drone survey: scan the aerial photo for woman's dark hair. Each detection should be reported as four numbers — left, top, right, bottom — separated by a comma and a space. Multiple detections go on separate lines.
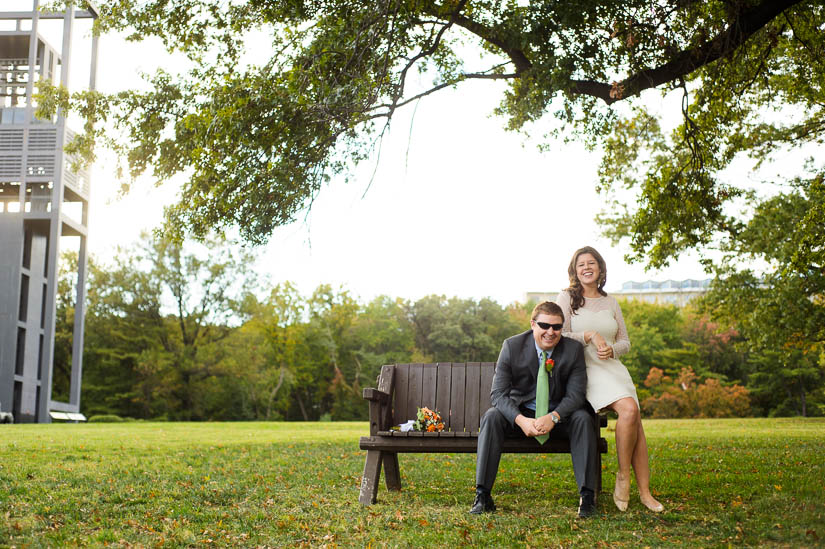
566, 246, 608, 314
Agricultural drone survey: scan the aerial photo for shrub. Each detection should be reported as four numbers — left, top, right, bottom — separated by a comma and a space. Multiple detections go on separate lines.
641, 367, 751, 418
88, 414, 126, 423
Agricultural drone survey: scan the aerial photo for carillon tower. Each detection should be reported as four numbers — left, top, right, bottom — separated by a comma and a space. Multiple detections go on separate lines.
0, 1, 99, 422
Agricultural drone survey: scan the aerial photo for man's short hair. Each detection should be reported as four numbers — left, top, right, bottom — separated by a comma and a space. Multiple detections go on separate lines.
531, 301, 564, 322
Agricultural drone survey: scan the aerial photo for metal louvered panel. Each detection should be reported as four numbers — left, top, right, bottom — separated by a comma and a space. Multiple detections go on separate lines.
77, 168, 90, 196
63, 168, 76, 188
0, 129, 23, 151
63, 163, 91, 197
26, 154, 55, 177
28, 129, 57, 150
0, 154, 22, 179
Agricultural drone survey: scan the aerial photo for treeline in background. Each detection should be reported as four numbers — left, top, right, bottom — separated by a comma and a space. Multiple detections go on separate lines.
49, 234, 824, 421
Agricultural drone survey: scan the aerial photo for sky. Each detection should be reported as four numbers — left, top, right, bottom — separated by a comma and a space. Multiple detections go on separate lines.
32, 4, 713, 306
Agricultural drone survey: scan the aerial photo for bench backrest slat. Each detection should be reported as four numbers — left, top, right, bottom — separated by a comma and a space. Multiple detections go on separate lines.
394, 364, 410, 427
449, 363, 467, 431
407, 363, 423, 424
422, 364, 437, 412
480, 363, 495, 412
464, 363, 481, 433
435, 363, 453, 429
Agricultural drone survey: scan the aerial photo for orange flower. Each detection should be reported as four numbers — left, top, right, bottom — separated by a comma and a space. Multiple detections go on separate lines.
427, 424, 436, 432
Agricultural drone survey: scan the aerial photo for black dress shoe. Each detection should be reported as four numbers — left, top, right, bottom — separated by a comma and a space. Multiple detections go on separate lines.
469, 491, 496, 514
577, 493, 596, 519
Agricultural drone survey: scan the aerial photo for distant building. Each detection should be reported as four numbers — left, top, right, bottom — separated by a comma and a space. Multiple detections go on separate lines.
525, 278, 712, 308
610, 279, 712, 307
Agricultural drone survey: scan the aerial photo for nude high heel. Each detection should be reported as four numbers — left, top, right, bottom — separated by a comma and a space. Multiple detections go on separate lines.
613, 475, 630, 512
641, 495, 664, 513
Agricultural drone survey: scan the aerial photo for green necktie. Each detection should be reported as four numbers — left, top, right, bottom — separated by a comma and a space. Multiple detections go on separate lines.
536, 350, 549, 444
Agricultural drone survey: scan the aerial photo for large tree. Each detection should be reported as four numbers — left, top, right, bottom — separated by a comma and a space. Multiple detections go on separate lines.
44, 0, 818, 249
80, 233, 257, 419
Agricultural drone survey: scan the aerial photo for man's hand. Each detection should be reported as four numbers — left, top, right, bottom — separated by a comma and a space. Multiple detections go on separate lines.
516, 414, 555, 437
515, 414, 543, 437
534, 413, 556, 435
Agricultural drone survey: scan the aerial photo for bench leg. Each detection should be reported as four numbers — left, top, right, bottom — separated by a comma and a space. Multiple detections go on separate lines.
383, 452, 401, 491
359, 450, 383, 505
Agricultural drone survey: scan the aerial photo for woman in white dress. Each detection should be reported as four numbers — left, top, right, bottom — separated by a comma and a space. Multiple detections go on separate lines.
556, 246, 664, 513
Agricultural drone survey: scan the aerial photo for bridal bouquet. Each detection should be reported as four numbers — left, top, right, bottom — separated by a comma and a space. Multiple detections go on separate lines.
413, 407, 445, 432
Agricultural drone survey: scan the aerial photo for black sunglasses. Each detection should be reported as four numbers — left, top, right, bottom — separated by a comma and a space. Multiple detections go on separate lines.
535, 321, 563, 331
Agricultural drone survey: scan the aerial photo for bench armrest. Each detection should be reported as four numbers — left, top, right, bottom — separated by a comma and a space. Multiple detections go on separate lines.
362, 388, 390, 404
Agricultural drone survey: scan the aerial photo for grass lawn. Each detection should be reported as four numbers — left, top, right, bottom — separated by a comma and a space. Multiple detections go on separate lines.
1, 418, 823, 547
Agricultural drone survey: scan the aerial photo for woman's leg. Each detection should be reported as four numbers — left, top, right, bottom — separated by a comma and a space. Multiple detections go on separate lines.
631, 421, 664, 512
607, 397, 640, 510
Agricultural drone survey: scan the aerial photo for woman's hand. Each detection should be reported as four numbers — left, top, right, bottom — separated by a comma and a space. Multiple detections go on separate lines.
596, 345, 614, 360
590, 332, 614, 360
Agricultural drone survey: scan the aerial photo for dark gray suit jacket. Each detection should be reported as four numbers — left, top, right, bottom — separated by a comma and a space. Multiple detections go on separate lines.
490, 330, 589, 425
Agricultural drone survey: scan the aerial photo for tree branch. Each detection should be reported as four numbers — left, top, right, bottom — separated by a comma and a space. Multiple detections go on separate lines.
444, 0, 802, 104
449, 13, 532, 74
591, 0, 804, 104
369, 67, 517, 117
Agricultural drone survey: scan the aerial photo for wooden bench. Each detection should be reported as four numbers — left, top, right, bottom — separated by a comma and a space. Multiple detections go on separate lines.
359, 362, 608, 505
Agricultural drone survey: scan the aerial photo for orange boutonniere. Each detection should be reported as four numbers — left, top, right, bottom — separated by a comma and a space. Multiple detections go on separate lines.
545, 357, 555, 377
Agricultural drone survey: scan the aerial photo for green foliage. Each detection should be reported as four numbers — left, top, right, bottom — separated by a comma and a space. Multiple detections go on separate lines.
80, 230, 814, 419
615, 299, 755, 416
39, 0, 814, 244
78, 233, 818, 420
2, 420, 824, 546
681, 174, 825, 417
51, 251, 80, 403
597, 4, 824, 270
698, 269, 825, 417
594, 3, 825, 417
79, 239, 538, 420
80, 232, 256, 420
618, 299, 688, 381
406, 295, 522, 363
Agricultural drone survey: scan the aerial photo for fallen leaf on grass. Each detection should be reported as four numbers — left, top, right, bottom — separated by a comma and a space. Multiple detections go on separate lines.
806, 529, 819, 541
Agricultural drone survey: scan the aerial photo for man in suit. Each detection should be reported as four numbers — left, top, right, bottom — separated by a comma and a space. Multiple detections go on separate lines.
470, 301, 598, 518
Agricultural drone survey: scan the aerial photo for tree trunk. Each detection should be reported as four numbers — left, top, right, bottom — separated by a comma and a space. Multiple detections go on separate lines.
799, 381, 807, 417
786, 385, 798, 415
296, 392, 310, 421
266, 367, 286, 420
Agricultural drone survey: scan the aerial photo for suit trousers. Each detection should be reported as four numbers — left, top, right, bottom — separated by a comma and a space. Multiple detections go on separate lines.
475, 406, 598, 495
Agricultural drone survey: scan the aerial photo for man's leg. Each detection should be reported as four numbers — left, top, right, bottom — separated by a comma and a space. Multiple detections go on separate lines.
475, 407, 511, 492
551, 408, 598, 517
560, 408, 598, 493
472, 407, 516, 513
